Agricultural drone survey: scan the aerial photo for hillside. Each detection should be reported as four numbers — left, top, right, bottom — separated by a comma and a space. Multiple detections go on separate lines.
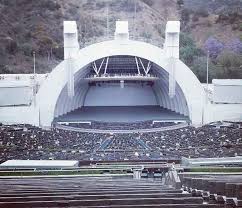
0, 0, 241, 81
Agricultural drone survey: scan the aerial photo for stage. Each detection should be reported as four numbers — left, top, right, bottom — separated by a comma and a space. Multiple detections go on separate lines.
55, 106, 189, 123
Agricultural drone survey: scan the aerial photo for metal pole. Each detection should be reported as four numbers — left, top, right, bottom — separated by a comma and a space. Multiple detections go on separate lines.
33, 51, 36, 106
106, 3, 109, 38
206, 50, 209, 89
33, 51, 36, 75
134, 0, 137, 38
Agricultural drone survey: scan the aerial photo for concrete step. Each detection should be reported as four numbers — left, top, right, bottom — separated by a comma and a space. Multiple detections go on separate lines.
0, 189, 182, 197
0, 193, 193, 202
0, 197, 204, 207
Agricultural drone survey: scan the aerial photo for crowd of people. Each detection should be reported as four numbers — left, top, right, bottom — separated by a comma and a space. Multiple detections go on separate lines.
0, 122, 241, 162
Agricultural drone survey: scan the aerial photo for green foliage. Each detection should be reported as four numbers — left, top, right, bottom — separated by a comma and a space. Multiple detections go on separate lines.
5, 38, 18, 55
240, 23, 242, 31
0, 64, 12, 74
180, 33, 203, 65
20, 43, 33, 56
96, 1, 106, 9
190, 57, 216, 82
177, 0, 184, 6
39, 0, 61, 11
141, 0, 154, 7
185, 167, 242, 173
53, 47, 64, 60
196, 8, 209, 17
181, 8, 191, 23
192, 14, 199, 22
216, 51, 242, 78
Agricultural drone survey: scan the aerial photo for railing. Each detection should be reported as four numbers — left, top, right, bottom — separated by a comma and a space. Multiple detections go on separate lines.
86, 73, 157, 78
55, 122, 188, 134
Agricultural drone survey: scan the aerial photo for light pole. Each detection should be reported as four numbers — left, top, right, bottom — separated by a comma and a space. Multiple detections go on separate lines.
206, 50, 209, 90
33, 51, 36, 106
106, 2, 109, 38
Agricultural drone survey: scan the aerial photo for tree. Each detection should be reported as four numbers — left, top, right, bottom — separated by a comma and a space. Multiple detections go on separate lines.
226, 38, 242, 54
180, 33, 204, 65
204, 37, 224, 59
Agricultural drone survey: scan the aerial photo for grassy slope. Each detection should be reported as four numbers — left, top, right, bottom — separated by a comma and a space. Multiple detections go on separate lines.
0, 0, 241, 74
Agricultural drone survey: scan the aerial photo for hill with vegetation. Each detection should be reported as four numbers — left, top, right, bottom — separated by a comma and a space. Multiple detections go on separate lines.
0, 0, 241, 81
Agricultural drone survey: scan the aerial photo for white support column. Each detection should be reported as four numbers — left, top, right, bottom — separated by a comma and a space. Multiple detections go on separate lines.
64, 21, 79, 98
92, 58, 106, 76
92, 62, 98, 75
104, 57, 109, 74
114, 21, 129, 40
146, 61, 151, 74
66, 55, 74, 97
135, 57, 140, 75
97, 58, 105, 75
138, 58, 151, 75
164, 21, 180, 98
139, 58, 146, 74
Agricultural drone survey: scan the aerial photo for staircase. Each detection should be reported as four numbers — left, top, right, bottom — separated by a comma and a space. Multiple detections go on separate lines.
0, 176, 224, 207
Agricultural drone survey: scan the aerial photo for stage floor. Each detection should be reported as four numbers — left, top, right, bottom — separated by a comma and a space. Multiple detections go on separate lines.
56, 106, 189, 123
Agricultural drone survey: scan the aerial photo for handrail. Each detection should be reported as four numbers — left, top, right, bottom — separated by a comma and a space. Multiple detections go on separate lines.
55, 122, 188, 134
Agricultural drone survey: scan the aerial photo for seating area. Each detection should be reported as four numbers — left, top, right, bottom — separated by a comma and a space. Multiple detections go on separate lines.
0, 123, 241, 162
0, 176, 225, 207
180, 173, 242, 207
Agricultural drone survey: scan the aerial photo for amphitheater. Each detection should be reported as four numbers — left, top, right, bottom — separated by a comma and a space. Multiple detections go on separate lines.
0, 21, 241, 128
0, 20, 242, 207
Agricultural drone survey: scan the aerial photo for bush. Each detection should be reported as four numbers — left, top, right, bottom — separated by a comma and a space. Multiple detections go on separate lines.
181, 8, 191, 22
20, 43, 33, 56
204, 37, 224, 59
0, 65, 12, 74
141, 0, 154, 7
39, 0, 61, 11
96, 1, 106, 9
177, 0, 184, 6
53, 47, 64, 60
5, 38, 18, 55
192, 14, 199, 22
240, 23, 242, 31
196, 8, 209, 17
190, 56, 217, 83
216, 51, 242, 78
232, 24, 239, 30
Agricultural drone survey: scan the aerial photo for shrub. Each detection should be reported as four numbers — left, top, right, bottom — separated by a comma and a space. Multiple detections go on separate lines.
180, 33, 205, 68
53, 47, 64, 60
232, 24, 239, 30
191, 56, 217, 83
226, 39, 242, 54
0, 65, 12, 74
192, 14, 199, 22
216, 51, 242, 78
5, 38, 18, 55
240, 23, 242, 31
196, 8, 209, 17
177, 0, 184, 6
141, 0, 154, 7
20, 43, 33, 56
181, 8, 191, 22
96, 1, 106, 9
39, 0, 61, 11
